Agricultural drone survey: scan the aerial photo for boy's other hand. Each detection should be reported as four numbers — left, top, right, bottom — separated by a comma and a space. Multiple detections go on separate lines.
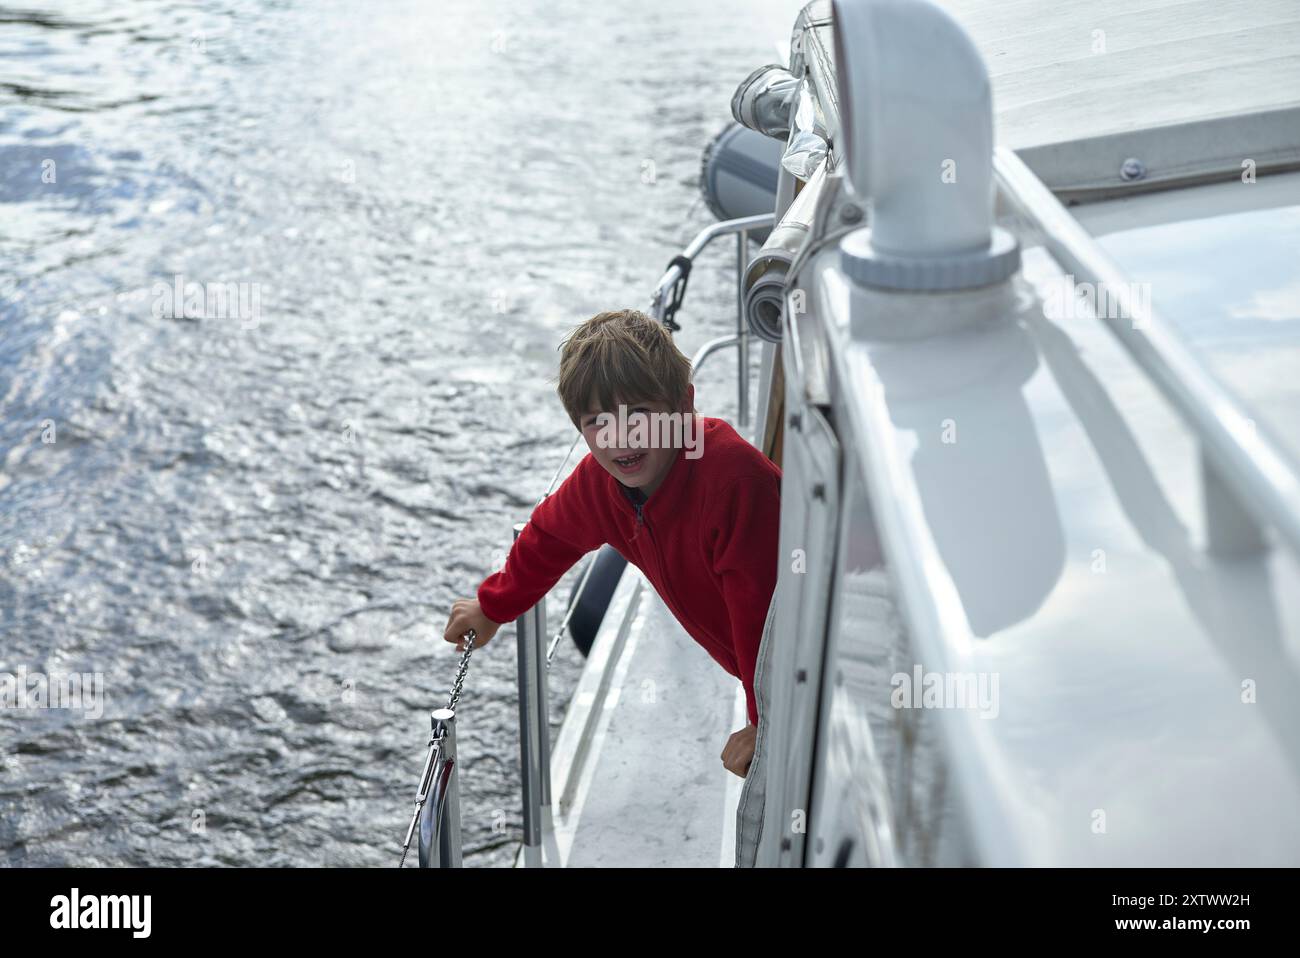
721, 723, 757, 778
444, 598, 501, 651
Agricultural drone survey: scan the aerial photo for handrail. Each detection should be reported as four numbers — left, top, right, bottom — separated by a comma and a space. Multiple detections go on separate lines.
692, 333, 741, 372
994, 146, 1300, 558
648, 213, 774, 323
651, 212, 774, 433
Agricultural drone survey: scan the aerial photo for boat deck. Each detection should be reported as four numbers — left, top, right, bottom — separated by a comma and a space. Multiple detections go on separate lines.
516, 569, 748, 868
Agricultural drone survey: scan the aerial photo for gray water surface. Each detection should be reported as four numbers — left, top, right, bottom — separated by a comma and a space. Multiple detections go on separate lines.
0, 0, 796, 866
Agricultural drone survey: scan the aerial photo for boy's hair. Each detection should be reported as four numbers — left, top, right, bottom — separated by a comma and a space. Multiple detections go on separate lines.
556, 309, 693, 428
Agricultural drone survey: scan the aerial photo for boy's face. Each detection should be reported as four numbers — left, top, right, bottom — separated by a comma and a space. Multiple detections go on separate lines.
578, 386, 695, 496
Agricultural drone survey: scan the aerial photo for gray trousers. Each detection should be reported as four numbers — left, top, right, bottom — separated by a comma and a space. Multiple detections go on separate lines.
734, 592, 779, 867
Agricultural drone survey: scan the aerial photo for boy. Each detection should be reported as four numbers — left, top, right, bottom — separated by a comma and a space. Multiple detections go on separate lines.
442, 308, 781, 778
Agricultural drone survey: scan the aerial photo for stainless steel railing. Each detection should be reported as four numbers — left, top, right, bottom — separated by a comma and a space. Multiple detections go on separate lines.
513, 213, 771, 866
417, 707, 463, 867
652, 212, 774, 432
514, 523, 551, 868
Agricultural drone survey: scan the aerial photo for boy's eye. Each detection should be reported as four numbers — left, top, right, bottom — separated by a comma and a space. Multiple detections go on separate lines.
581, 407, 656, 430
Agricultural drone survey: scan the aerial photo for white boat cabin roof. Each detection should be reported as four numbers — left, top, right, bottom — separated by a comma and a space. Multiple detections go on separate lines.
798, 0, 1300, 198
939, 0, 1300, 196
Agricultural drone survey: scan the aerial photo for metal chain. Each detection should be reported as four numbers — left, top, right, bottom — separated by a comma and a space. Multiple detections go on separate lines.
447, 628, 476, 712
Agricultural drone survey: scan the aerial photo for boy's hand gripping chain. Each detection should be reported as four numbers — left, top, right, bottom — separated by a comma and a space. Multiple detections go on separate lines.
398, 629, 476, 867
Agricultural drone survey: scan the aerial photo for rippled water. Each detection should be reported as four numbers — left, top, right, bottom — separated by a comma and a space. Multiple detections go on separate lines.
0, 0, 797, 865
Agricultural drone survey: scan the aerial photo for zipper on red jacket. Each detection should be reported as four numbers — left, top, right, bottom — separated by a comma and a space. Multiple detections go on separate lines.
631, 500, 644, 540
620, 483, 645, 542
625, 498, 686, 627
617, 478, 684, 624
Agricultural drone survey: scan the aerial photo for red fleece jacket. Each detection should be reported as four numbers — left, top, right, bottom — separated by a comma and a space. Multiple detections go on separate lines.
477, 415, 782, 725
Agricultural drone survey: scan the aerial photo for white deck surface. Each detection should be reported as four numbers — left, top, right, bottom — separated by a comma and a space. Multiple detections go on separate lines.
520, 569, 749, 868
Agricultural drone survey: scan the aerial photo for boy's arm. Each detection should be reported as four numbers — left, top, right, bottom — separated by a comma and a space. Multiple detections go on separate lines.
476, 456, 607, 625
710, 474, 782, 726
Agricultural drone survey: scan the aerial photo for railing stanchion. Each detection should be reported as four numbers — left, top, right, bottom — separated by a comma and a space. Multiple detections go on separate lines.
534, 593, 552, 808
402, 638, 474, 868
737, 229, 750, 429
434, 709, 463, 867
514, 522, 547, 866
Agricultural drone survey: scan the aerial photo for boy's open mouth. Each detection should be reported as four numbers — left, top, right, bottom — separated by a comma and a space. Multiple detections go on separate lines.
612, 452, 648, 474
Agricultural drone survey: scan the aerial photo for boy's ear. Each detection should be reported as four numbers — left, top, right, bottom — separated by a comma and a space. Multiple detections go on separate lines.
682, 383, 695, 413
